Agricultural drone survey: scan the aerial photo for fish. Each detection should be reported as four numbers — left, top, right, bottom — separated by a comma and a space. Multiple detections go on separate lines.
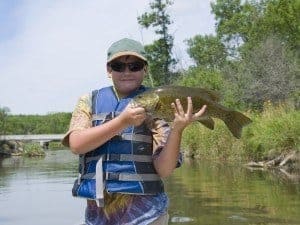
132, 85, 252, 139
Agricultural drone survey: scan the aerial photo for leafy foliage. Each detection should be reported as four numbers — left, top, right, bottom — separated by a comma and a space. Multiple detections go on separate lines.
252, 0, 300, 51
23, 143, 45, 157
185, 35, 227, 70
184, 0, 299, 111
3, 112, 71, 134
243, 103, 300, 160
210, 0, 247, 57
138, 0, 177, 86
182, 121, 245, 161
182, 103, 299, 161
176, 67, 223, 91
223, 37, 298, 110
211, 0, 300, 56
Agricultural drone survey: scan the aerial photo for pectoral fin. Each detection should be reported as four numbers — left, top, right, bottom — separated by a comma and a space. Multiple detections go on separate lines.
198, 117, 215, 130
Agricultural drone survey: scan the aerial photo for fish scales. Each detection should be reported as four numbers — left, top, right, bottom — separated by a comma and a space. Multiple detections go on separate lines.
155, 87, 213, 117
132, 86, 252, 138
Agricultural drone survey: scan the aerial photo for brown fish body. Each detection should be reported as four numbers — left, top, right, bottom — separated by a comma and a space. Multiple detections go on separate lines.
132, 86, 252, 138
149, 86, 225, 120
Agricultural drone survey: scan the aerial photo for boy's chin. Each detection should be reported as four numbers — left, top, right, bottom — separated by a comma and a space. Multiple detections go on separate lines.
115, 84, 141, 96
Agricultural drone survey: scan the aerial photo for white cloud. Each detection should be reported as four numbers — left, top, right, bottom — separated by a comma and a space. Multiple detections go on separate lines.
0, 0, 215, 114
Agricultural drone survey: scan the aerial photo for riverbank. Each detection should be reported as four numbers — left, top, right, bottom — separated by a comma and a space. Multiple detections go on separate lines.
182, 103, 299, 161
181, 103, 299, 181
0, 140, 24, 156
0, 140, 61, 157
1, 103, 298, 178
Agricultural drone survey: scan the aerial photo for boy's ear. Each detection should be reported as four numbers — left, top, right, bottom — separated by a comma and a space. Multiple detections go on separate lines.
143, 65, 148, 73
107, 65, 112, 78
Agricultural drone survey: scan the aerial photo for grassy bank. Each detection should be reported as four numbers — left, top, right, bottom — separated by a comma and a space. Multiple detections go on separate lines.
23, 143, 45, 157
181, 103, 299, 162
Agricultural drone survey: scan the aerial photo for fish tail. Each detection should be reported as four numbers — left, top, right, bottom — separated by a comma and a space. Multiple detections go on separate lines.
224, 111, 252, 139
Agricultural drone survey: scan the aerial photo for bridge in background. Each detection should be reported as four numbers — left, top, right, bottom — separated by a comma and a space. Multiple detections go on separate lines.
0, 134, 65, 148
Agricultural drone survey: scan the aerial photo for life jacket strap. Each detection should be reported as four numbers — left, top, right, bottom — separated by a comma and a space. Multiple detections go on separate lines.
85, 154, 153, 164
92, 112, 153, 144
92, 112, 121, 122
95, 155, 104, 206
106, 173, 161, 181
111, 133, 152, 143
81, 172, 161, 181
107, 154, 153, 162
78, 155, 85, 183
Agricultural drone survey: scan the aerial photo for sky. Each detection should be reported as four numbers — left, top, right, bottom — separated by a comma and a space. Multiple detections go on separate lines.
0, 0, 216, 115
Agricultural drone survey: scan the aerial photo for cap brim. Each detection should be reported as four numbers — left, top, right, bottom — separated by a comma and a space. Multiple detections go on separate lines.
107, 51, 147, 63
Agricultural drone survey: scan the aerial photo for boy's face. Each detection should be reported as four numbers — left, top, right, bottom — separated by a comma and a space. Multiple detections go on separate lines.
107, 55, 146, 97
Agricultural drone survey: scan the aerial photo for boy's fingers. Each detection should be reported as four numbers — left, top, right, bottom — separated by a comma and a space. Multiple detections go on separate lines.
194, 105, 207, 118
186, 97, 193, 116
175, 99, 184, 115
137, 108, 145, 113
171, 102, 177, 113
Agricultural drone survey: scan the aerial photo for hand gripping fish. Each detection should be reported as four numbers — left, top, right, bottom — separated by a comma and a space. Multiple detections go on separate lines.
131, 86, 252, 139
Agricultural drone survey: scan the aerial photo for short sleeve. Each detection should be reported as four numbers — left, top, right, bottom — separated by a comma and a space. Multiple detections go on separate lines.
151, 119, 170, 153
62, 94, 92, 147
151, 119, 183, 168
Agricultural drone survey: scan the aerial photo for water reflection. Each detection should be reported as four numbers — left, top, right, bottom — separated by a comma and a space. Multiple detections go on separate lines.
0, 150, 85, 225
0, 150, 299, 225
165, 161, 300, 225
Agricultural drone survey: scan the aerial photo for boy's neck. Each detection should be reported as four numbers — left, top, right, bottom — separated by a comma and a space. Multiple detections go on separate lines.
112, 85, 144, 100
112, 86, 132, 100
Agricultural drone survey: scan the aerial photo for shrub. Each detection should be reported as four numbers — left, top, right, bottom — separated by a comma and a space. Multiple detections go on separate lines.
23, 143, 45, 157
244, 103, 300, 160
181, 103, 299, 162
182, 121, 246, 162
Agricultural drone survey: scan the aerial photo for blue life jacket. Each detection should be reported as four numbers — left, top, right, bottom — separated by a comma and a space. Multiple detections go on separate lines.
72, 86, 164, 205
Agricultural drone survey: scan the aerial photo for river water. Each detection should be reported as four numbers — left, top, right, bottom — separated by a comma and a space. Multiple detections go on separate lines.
0, 150, 299, 225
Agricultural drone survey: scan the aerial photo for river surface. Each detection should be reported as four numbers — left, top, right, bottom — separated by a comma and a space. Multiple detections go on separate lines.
0, 150, 299, 225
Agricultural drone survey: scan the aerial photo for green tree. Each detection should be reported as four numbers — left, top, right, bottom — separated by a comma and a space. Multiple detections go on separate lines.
252, 0, 300, 51
4, 112, 71, 134
205, 0, 299, 110
138, 0, 177, 86
223, 37, 297, 110
210, 0, 247, 57
211, 0, 300, 56
176, 67, 223, 91
175, 67, 242, 109
186, 35, 227, 70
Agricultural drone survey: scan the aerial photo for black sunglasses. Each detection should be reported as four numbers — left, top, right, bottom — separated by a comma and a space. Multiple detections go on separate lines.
109, 61, 145, 72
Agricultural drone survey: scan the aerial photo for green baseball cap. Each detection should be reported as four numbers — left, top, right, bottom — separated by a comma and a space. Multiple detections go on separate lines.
107, 38, 147, 63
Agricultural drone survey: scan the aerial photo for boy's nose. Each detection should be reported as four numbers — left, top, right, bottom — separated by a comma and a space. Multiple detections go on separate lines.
123, 66, 131, 74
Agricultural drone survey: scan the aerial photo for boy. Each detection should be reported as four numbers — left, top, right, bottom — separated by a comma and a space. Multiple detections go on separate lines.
63, 38, 206, 225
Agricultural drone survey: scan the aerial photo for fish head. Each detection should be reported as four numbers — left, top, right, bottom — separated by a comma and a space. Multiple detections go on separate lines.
131, 91, 160, 112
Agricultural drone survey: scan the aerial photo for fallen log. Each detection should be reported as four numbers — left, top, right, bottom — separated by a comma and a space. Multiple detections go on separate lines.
245, 151, 300, 182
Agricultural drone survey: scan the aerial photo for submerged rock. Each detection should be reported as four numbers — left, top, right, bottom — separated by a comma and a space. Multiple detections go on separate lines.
0, 140, 23, 156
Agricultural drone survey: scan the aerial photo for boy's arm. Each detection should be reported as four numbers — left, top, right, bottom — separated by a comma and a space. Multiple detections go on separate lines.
69, 104, 146, 155
65, 95, 147, 155
153, 97, 206, 178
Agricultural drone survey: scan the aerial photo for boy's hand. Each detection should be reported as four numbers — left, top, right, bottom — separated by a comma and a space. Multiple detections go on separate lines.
118, 104, 146, 127
171, 97, 206, 132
